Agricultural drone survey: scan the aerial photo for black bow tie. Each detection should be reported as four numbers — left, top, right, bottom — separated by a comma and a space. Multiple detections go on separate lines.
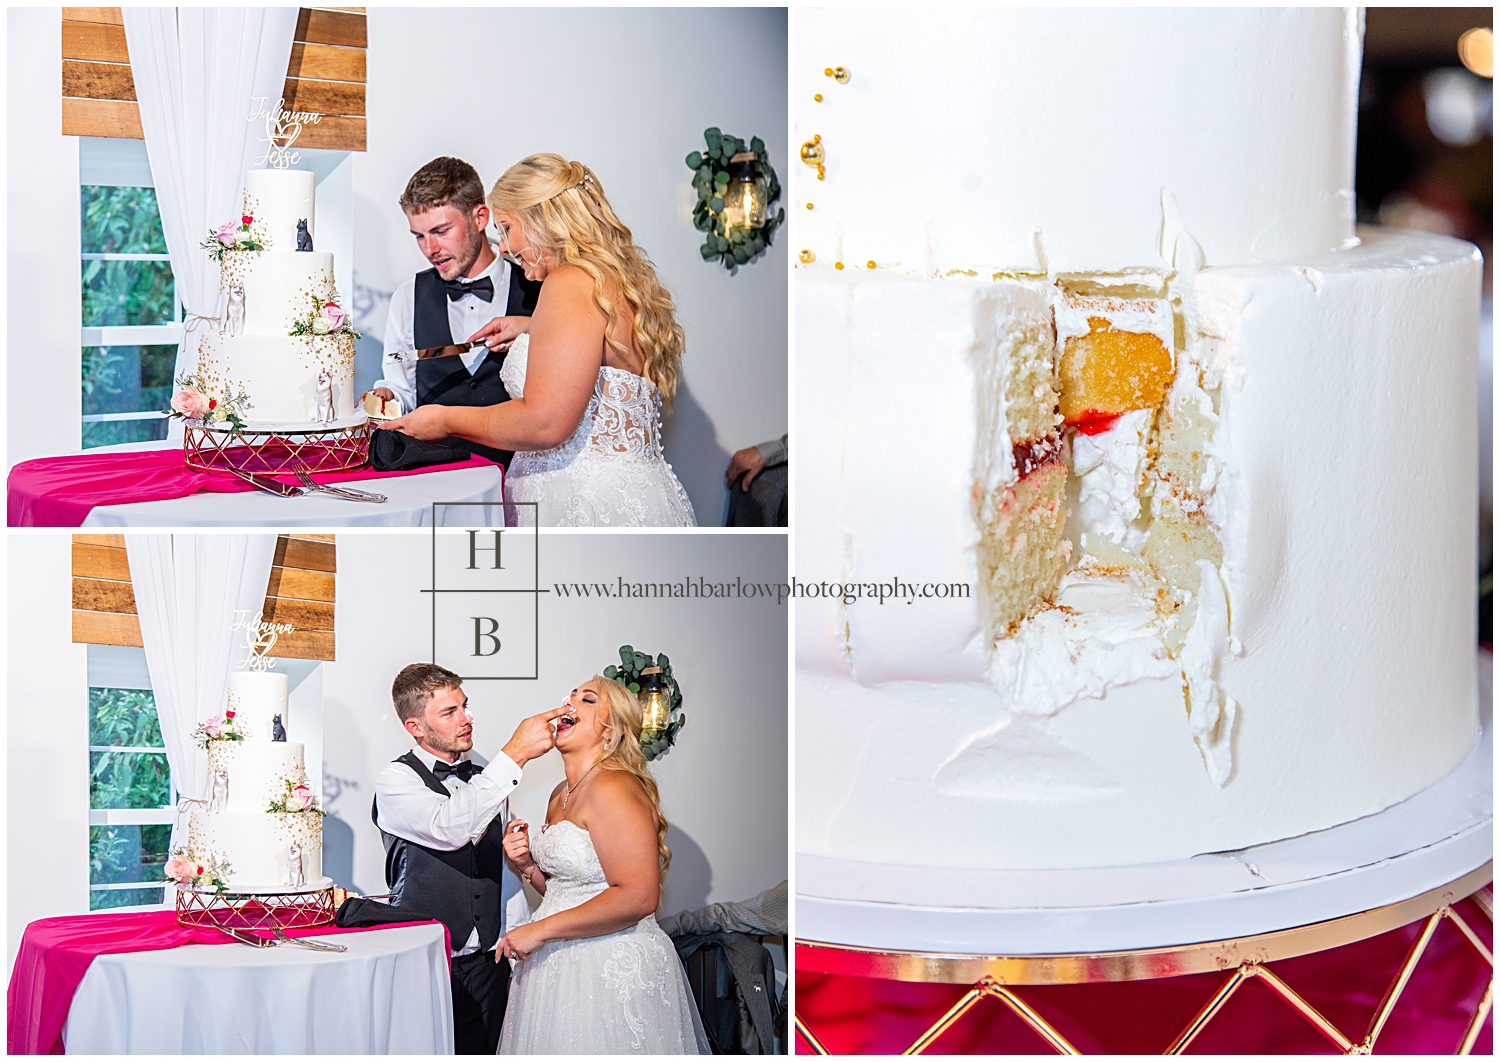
444, 276, 495, 303
432, 759, 482, 782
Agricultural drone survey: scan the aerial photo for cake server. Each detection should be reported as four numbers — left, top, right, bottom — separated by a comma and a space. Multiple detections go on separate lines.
226, 468, 308, 498
272, 928, 348, 952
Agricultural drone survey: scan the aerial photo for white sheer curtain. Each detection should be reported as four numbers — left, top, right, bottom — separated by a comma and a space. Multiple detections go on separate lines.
124, 535, 278, 806
121, 8, 297, 438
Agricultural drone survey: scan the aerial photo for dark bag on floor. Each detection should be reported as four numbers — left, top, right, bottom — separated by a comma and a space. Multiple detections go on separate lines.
676, 931, 783, 1053
369, 428, 473, 472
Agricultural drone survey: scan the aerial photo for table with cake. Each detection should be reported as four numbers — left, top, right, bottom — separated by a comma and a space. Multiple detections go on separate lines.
790, 7, 1491, 1054
7, 646, 452, 1055
7, 167, 502, 528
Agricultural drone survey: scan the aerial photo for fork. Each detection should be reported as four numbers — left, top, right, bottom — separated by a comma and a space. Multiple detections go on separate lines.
272, 928, 348, 952
294, 471, 388, 503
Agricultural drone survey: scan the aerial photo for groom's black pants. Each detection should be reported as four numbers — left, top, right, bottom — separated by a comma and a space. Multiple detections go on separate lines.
451, 949, 510, 1054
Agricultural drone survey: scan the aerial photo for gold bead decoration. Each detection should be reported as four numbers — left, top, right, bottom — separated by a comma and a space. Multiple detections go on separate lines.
833, 66, 851, 84
814, 93, 824, 102
799, 250, 815, 264
806, 202, 814, 210
817, 167, 826, 181
834, 261, 845, 270
824, 67, 834, 76
800, 136, 826, 168
867, 260, 876, 269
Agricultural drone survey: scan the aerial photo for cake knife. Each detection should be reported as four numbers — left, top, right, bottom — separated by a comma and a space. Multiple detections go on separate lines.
226, 467, 308, 498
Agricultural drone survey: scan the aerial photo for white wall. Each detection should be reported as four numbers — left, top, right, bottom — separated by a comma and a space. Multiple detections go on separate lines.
322, 531, 788, 917
8, 536, 91, 965
353, 8, 789, 523
8, 8, 83, 465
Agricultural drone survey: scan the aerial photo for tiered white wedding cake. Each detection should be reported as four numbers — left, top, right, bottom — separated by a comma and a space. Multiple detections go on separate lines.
193, 168, 361, 428
795, 8, 1482, 871
170, 669, 326, 891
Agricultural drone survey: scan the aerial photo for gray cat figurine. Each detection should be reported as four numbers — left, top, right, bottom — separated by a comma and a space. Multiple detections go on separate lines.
272, 713, 286, 742
296, 219, 313, 252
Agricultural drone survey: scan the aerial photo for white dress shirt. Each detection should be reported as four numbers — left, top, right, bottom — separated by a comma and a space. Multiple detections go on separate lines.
374, 744, 523, 955
374, 246, 515, 415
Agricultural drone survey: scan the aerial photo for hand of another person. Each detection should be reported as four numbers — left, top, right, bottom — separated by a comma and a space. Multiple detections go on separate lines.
501, 706, 568, 768
725, 446, 765, 491
496, 921, 548, 963
502, 820, 533, 870
469, 316, 531, 353
376, 403, 447, 440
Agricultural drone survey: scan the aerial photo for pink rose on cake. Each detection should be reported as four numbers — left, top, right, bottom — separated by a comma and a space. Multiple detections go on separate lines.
321, 302, 346, 330
215, 221, 239, 248
293, 785, 315, 810
164, 857, 193, 883
170, 387, 209, 419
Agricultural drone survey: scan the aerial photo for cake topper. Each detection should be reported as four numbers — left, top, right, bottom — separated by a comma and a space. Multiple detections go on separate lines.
272, 713, 287, 742
232, 609, 296, 671
287, 843, 305, 887
247, 96, 323, 170
221, 284, 245, 338
209, 768, 229, 813
296, 219, 314, 252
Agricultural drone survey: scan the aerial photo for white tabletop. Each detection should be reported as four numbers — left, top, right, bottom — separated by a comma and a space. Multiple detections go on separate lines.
61, 922, 453, 1054
72, 440, 503, 527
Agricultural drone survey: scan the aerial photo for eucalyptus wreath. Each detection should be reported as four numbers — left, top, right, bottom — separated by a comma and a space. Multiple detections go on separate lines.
686, 128, 784, 270
603, 645, 684, 761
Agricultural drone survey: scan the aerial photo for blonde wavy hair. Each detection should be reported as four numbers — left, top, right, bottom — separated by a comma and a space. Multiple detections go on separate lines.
590, 674, 672, 894
488, 155, 686, 410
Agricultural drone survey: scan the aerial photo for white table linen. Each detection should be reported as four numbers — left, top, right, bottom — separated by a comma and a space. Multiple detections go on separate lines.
81, 465, 503, 527
61, 923, 453, 1054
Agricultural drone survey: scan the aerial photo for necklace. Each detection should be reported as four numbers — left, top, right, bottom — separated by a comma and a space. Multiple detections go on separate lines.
562, 760, 600, 811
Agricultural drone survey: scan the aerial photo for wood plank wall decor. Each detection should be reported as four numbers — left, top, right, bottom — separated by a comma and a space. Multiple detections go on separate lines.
71, 534, 336, 661
62, 7, 367, 151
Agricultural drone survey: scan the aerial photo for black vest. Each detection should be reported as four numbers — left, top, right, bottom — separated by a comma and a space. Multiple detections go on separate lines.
372, 751, 510, 953
411, 263, 542, 467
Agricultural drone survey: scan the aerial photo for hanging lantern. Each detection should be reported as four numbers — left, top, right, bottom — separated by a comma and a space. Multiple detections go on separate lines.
721, 152, 769, 234
639, 666, 671, 734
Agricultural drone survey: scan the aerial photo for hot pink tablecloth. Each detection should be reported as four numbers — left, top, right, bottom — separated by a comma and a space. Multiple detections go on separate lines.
7, 448, 495, 527
795, 896, 1492, 1054
7, 909, 451, 1055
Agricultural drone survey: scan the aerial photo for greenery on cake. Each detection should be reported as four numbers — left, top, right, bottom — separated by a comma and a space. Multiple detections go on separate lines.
289, 290, 362, 339
267, 778, 325, 816
191, 706, 249, 750
603, 645, 684, 761
200, 213, 265, 262
164, 847, 233, 893
164, 372, 252, 433
686, 128, 784, 270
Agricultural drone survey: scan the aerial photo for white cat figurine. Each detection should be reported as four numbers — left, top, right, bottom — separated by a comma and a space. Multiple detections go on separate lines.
223, 284, 246, 338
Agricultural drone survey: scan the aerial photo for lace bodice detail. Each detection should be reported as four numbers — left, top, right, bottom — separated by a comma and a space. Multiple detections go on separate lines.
531, 820, 609, 918
501, 335, 667, 468
499, 335, 697, 527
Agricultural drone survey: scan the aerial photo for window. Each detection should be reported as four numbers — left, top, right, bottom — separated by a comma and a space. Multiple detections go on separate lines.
80, 138, 180, 449
87, 646, 173, 910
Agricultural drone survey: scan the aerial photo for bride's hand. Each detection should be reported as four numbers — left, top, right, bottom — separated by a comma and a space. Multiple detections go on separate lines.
376, 403, 448, 440
502, 821, 533, 870
469, 316, 530, 353
496, 921, 548, 963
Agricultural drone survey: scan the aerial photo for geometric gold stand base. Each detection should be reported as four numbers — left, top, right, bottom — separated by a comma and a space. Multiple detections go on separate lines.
174, 882, 336, 932
795, 868, 1493, 1055
183, 420, 372, 475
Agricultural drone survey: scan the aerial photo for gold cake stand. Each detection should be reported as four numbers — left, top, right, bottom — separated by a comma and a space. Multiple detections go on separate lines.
175, 881, 337, 933
183, 419, 372, 475
794, 864, 1493, 1055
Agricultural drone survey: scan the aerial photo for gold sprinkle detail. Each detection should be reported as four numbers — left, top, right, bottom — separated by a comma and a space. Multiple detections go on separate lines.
866, 260, 876, 269
814, 93, 823, 102
806, 203, 814, 210
824, 67, 834, 76
799, 250, 815, 264
834, 261, 844, 270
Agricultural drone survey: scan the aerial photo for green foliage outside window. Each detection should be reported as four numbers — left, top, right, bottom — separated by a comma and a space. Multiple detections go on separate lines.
89, 689, 172, 908
80, 185, 176, 328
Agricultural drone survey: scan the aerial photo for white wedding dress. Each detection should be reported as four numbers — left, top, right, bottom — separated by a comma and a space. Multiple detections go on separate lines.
497, 821, 709, 1054
500, 336, 698, 527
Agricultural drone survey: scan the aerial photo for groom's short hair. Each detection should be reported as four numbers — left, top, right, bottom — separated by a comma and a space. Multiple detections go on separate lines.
392, 662, 464, 724
400, 157, 486, 218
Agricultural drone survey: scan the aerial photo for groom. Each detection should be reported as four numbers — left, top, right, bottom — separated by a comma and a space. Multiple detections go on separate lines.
373, 663, 564, 1054
369, 156, 543, 466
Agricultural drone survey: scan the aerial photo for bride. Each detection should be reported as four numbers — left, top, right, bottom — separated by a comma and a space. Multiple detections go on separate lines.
494, 676, 709, 1054
379, 154, 697, 527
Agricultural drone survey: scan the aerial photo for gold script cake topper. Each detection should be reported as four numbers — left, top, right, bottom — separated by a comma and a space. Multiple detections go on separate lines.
232, 609, 296, 670
248, 97, 324, 170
